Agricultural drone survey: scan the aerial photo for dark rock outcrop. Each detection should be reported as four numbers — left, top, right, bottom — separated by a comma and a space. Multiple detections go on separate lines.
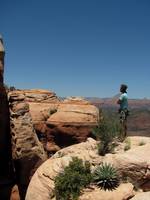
0, 36, 14, 199
0, 35, 4, 84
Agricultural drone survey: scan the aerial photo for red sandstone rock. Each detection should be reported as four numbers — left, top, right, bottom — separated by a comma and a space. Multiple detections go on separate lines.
9, 90, 99, 153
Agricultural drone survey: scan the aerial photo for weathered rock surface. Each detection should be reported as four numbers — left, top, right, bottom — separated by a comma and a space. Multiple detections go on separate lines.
114, 136, 150, 154
45, 99, 99, 152
25, 137, 150, 200
130, 192, 150, 200
9, 89, 60, 103
47, 103, 98, 125
79, 183, 134, 200
8, 91, 47, 199
9, 91, 99, 153
103, 144, 150, 188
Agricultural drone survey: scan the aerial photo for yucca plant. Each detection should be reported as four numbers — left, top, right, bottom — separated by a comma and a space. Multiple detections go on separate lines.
93, 163, 120, 191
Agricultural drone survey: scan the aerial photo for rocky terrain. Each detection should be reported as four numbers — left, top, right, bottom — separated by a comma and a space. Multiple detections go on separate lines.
8, 90, 98, 154
8, 89, 99, 200
1, 36, 150, 199
26, 137, 150, 200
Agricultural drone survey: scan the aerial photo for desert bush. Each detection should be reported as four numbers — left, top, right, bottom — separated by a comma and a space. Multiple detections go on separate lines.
92, 111, 121, 155
93, 163, 120, 191
54, 157, 92, 200
124, 138, 131, 151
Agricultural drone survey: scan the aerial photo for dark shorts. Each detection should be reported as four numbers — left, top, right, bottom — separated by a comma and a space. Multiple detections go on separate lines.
0, 184, 13, 200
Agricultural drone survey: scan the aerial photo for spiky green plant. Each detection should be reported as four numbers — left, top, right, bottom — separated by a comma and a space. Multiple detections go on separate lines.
93, 163, 120, 191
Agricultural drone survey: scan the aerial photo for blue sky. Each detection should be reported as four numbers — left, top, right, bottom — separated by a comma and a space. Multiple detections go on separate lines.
1, 0, 150, 98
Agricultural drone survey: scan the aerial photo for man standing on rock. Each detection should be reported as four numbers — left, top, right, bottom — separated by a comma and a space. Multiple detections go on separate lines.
117, 84, 129, 139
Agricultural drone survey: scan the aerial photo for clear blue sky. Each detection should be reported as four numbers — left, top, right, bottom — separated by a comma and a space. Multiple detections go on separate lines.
1, 0, 150, 98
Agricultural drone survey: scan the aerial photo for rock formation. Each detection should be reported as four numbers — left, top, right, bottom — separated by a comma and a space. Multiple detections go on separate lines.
8, 91, 99, 154
25, 137, 150, 200
8, 90, 47, 199
6, 89, 98, 199
130, 192, 150, 200
46, 97, 99, 152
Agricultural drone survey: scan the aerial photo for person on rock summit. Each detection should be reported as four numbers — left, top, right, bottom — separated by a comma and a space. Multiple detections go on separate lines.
117, 84, 129, 138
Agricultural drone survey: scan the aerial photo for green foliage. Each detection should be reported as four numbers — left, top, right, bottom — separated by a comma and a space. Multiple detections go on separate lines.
96, 140, 116, 156
54, 157, 92, 200
92, 110, 121, 155
124, 138, 131, 151
93, 163, 120, 191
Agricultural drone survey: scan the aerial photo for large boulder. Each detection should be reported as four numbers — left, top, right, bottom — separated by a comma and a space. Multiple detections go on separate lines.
79, 183, 134, 200
45, 97, 99, 152
9, 92, 99, 154
103, 143, 150, 188
25, 137, 150, 200
130, 192, 150, 200
47, 102, 98, 125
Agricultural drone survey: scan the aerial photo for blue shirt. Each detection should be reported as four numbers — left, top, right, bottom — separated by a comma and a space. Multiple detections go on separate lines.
119, 93, 128, 110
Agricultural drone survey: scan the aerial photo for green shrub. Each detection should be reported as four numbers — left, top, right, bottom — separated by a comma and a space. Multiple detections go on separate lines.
96, 140, 115, 156
93, 163, 120, 191
54, 157, 92, 200
124, 138, 131, 151
92, 111, 121, 155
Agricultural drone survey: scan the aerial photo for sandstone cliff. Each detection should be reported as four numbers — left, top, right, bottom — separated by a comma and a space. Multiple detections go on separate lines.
8, 90, 99, 154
